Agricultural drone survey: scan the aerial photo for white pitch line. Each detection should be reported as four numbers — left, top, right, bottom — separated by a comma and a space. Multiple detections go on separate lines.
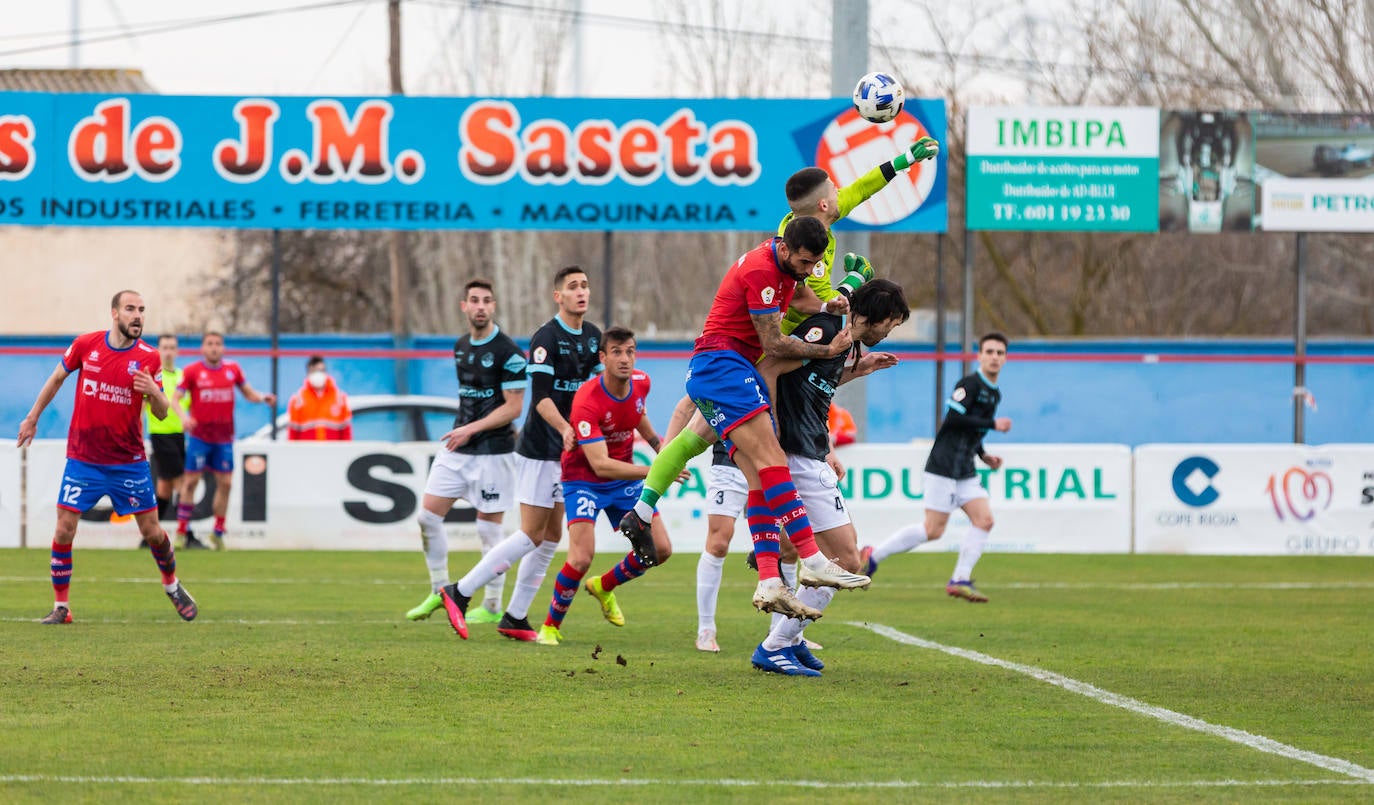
0, 774, 1367, 789
853, 622, 1374, 784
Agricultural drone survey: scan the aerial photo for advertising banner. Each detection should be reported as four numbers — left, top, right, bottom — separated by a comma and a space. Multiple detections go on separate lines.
965, 106, 1158, 231
1253, 112, 1374, 232
1158, 110, 1255, 232
0, 93, 947, 232
652, 443, 1134, 555
20, 440, 1133, 553
1135, 444, 1374, 555
0, 444, 20, 548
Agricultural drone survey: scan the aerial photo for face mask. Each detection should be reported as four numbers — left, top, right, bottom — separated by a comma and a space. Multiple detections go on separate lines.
308, 371, 327, 390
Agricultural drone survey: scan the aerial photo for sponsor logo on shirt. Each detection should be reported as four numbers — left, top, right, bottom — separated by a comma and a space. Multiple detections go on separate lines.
88, 350, 99, 362
804, 326, 823, 343
761, 287, 776, 306
533, 346, 548, 363
578, 420, 592, 437
952, 387, 967, 402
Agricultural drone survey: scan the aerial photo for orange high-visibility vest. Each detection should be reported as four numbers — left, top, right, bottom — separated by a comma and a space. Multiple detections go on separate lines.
287, 377, 353, 441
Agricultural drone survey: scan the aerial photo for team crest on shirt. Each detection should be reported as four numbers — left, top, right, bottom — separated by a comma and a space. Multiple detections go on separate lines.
813, 261, 827, 279
127, 360, 140, 374
761, 287, 776, 305
635, 398, 645, 413
952, 387, 967, 402
481, 352, 494, 368
578, 420, 591, 437
803, 326, 824, 343
533, 346, 547, 364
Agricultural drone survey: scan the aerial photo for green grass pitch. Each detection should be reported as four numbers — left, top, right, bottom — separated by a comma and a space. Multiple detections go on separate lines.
2, 548, 1372, 803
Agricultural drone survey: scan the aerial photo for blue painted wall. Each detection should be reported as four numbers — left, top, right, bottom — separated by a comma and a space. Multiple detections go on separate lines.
4, 334, 1370, 446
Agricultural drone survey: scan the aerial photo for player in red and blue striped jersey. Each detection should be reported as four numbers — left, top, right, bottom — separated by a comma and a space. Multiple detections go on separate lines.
17, 290, 197, 624
535, 326, 673, 645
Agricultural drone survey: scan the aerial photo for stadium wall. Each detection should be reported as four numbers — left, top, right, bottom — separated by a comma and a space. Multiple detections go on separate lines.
3, 335, 1373, 446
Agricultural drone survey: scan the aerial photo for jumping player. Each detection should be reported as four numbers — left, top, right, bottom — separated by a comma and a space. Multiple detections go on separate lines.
619, 137, 941, 549
752, 279, 908, 676
17, 290, 197, 624
622, 216, 868, 621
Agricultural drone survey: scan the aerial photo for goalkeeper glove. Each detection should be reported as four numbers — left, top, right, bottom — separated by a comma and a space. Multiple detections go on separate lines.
893, 136, 940, 171
838, 252, 874, 298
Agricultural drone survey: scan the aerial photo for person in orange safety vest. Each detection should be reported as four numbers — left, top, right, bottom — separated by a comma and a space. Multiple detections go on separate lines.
287, 355, 352, 441
828, 401, 857, 447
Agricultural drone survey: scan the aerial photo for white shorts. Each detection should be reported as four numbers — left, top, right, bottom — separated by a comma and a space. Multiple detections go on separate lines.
922, 472, 988, 514
423, 451, 516, 514
786, 454, 850, 534
515, 454, 563, 508
706, 463, 748, 518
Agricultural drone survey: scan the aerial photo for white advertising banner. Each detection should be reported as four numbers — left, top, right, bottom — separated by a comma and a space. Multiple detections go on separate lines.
20, 440, 1134, 554
0, 444, 21, 548
1261, 178, 1374, 232
650, 443, 1134, 555
1135, 444, 1374, 555
23, 440, 488, 551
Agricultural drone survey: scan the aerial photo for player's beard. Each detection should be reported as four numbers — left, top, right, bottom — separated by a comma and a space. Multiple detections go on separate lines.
118, 320, 141, 341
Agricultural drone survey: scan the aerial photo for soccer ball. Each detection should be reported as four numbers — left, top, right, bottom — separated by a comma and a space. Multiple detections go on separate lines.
852, 71, 904, 124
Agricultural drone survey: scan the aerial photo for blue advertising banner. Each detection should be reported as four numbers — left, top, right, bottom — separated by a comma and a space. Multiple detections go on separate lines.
0, 93, 946, 232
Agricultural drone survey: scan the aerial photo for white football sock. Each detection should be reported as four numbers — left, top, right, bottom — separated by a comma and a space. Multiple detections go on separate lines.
505, 538, 559, 620
696, 552, 726, 631
779, 561, 797, 591
952, 526, 990, 582
475, 518, 506, 610
763, 586, 834, 650
418, 508, 449, 592
872, 523, 929, 564
457, 531, 534, 599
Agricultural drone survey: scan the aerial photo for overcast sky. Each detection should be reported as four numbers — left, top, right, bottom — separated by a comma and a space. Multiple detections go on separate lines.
0, 0, 697, 97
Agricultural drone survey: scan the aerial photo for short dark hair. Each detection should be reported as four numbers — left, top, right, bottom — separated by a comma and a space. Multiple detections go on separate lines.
781, 215, 828, 256
307, 355, 326, 371
202, 330, 224, 341
157, 333, 178, 346
850, 279, 910, 325
980, 331, 1009, 350
111, 289, 138, 310
553, 265, 586, 288
464, 278, 494, 296
601, 325, 635, 350
785, 167, 830, 205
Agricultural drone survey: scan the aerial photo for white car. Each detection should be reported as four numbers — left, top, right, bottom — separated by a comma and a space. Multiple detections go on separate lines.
247, 394, 462, 442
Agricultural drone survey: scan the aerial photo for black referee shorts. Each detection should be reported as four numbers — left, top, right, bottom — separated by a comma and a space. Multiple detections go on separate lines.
149, 432, 186, 480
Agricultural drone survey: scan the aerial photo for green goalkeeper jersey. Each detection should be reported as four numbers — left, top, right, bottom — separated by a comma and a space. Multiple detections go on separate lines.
776, 162, 890, 334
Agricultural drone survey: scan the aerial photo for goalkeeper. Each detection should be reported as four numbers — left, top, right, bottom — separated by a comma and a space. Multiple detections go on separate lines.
776, 134, 939, 334
618, 137, 941, 556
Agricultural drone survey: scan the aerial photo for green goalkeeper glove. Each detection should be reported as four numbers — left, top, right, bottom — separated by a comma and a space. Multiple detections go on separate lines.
838, 252, 875, 297
893, 136, 940, 171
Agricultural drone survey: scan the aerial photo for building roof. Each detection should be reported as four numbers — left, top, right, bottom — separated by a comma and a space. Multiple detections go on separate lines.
0, 68, 156, 93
